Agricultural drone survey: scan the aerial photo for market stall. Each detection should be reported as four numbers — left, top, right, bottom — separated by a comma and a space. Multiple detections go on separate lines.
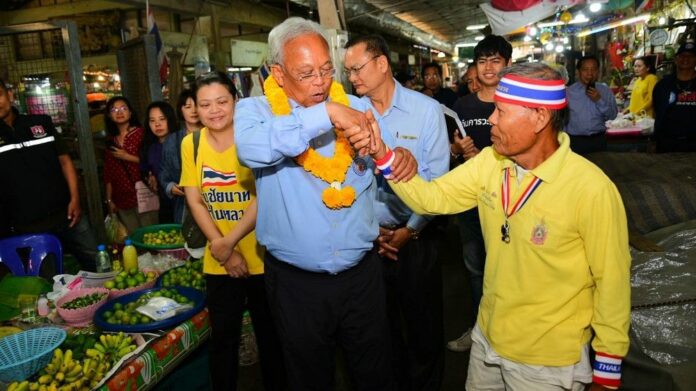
0, 225, 221, 391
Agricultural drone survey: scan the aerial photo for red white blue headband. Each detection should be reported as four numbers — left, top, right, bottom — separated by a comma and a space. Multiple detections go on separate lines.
494, 74, 567, 109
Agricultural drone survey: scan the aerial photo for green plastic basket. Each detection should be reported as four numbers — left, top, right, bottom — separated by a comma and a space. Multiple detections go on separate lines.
130, 224, 184, 250
0, 327, 66, 382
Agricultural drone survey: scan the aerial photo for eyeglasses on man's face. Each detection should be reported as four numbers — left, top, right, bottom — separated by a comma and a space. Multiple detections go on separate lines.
282, 65, 336, 84
344, 55, 380, 78
110, 106, 129, 114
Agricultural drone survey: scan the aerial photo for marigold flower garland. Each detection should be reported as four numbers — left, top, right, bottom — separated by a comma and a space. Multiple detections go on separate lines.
263, 75, 356, 209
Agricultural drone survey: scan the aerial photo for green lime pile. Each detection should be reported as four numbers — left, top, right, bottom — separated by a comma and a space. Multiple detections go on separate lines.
100, 288, 192, 325
143, 229, 184, 246
160, 259, 205, 291
103, 268, 157, 290
61, 292, 107, 310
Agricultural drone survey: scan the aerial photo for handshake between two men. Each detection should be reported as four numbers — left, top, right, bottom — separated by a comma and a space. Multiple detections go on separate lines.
326, 102, 420, 260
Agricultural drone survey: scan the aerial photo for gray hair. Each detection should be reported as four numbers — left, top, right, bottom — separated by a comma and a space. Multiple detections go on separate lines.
498, 62, 568, 132
268, 17, 329, 66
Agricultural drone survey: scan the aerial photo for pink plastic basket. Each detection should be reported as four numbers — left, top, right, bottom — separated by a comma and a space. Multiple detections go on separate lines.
57, 288, 109, 327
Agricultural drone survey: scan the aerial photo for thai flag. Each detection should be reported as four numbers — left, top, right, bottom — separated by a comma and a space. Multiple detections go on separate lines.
146, 0, 168, 85
202, 166, 238, 187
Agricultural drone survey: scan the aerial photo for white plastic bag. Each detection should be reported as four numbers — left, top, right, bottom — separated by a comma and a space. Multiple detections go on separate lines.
137, 297, 193, 321
46, 274, 82, 301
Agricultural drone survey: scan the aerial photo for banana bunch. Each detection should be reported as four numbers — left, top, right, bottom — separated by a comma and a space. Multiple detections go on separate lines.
7, 348, 87, 391
85, 332, 137, 365
82, 356, 111, 389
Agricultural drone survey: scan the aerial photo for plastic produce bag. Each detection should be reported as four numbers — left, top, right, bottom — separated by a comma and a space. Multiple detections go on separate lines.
137, 297, 192, 321
105, 213, 128, 243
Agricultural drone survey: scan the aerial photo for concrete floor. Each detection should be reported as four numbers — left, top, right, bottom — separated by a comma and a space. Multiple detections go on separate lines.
156, 221, 474, 390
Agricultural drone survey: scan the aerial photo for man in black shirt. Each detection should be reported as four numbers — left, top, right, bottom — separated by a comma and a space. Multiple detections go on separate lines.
0, 78, 97, 271
653, 42, 696, 152
422, 62, 458, 109
447, 35, 512, 353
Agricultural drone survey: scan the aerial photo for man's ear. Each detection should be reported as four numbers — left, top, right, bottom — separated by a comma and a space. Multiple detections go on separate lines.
533, 107, 552, 134
270, 65, 285, 87
377, 55, 389, 74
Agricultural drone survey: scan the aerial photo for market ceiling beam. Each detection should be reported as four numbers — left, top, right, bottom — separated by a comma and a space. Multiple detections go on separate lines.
117, 0, 285, 28
0, 0, 285, 30
0, 0, 136, 25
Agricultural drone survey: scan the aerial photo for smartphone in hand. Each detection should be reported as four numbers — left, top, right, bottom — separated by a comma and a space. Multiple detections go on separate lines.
586, 81, 596, 90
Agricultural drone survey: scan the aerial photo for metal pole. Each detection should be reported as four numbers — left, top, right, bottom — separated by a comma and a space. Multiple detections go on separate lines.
59, 20, 106, 241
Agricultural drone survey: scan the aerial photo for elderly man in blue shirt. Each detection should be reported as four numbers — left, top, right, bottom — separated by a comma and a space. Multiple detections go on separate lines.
343, 35, 449, 390
235, 17, 416, 391
566, 55, 618, 154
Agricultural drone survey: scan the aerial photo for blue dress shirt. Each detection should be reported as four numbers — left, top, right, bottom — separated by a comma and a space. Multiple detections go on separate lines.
366, 81, 450, 232
235, 95, 380, 273
566, 82, 618, 136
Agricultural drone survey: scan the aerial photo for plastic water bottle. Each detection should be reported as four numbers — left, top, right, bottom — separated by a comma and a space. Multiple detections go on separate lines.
122, 239, 138, 272
96, 244, 112, 273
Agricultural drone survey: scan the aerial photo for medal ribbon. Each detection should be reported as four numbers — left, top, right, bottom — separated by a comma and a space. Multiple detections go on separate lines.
501, 167, 542, 220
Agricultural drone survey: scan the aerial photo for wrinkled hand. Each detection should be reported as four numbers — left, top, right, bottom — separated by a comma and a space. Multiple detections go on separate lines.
171, 185, 185, 197
586, 86, 601, 102
67, 198, 81, 228
210, 237, 233, 265
223, 250, 249, 278
390, 148, 417, 182
326, 102, 369, 134
343, 123, 373, 157
376, 227, 398, 260
376, 227, 411, 260
363, 112, 417, 182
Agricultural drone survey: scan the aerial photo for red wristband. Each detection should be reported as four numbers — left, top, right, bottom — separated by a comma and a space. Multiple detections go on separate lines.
373, 148, 393, 166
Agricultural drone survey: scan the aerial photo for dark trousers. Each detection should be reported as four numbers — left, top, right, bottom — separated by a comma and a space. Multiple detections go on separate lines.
264, 250, 394, 391
206, 274, 286, 391
456, 209, 486, 322
383, 236, 444, 391
569, 133, 607, 155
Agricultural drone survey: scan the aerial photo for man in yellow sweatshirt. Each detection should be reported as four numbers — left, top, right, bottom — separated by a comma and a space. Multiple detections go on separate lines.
346, 62, 631, 390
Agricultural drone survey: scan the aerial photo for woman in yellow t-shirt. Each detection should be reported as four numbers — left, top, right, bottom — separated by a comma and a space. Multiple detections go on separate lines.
628, 56, 658, 118
179, 72, 285, 390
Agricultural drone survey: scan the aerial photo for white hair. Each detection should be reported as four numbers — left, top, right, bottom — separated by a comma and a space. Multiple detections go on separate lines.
267, 17, 329, 65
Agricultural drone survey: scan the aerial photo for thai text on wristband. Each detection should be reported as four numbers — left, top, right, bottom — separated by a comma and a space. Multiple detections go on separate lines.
592, 352, 622, 389
375, 148, 395, 179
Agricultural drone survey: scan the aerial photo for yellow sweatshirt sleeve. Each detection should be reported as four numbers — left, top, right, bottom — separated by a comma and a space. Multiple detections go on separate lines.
389, 147, 492, 215
578, 180, 631, 358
